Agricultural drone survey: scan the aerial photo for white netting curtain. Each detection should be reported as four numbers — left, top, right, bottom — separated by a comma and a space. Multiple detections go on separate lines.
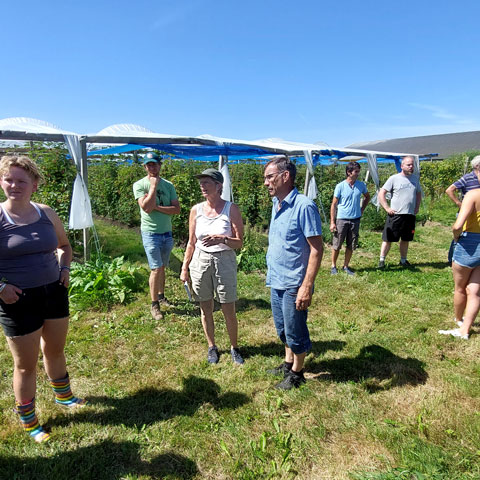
63, 134, 94, 229
218, 155, 233, 202
366, 153, 380, 207
303, 150, 318, 200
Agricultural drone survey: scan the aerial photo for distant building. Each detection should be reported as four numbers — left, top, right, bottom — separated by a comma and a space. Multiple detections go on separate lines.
347, 130, 480, 160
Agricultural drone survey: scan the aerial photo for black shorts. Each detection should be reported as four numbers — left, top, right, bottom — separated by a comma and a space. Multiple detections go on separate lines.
382, 214, 416, 242
0, 280, 69, 337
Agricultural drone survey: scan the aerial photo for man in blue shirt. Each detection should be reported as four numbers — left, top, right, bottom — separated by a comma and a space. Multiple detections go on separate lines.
264, 156, 323, 390
330, 162, 370, 275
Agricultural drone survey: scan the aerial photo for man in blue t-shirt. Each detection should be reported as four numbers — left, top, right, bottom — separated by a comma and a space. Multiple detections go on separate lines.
264, 156, 323, 390
330, 162, 370, 275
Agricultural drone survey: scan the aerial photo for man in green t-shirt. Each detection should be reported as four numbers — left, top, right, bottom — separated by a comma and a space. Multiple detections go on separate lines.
133, 153, 180, 320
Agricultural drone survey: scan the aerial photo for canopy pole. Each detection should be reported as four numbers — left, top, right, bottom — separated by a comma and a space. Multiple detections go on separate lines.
80, 138, 90, 261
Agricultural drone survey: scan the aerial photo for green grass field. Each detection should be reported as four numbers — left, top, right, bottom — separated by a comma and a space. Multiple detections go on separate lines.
0, 198, 479, 479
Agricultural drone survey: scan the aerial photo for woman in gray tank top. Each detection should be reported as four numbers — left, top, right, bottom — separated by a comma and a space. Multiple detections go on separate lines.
0, 155, 86, 443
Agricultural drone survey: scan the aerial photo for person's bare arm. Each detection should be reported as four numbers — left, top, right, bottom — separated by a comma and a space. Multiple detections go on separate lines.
153, 198, 180, 215
42, 204, 72, 287
295, 235, 323, 311
378, 188, 395, 215
414, 191, 422, 215
445, 184, 461, 208
330, 196, 338, 232
180, 206, 198, 283
453, 191, 475, 240
138, 176, 159, 213
361, 191, 371, 214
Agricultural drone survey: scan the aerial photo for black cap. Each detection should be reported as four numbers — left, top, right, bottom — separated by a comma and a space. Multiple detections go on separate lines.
195, 168, 224, 184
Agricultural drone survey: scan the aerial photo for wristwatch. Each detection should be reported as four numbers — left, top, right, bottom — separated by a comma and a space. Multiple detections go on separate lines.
0, 282, 6, 294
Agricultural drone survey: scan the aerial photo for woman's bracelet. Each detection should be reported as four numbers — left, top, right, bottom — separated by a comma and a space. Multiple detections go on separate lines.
60, 266, 71, 272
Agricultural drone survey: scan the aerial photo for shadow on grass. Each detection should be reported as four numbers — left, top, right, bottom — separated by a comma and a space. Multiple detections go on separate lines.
236, 297, 271, 312
0, 440, 197, 480
49, 375, 249, 428
309, 344, 427, 393
240, 339, 346, 360
168, 297, 270, 316
355, 261, 448, 273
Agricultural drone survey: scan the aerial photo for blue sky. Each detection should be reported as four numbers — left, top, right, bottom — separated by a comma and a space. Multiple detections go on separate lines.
2, 0, 480, 147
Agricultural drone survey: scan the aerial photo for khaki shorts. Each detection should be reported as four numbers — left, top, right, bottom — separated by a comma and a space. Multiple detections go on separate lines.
189, 248, 238, 303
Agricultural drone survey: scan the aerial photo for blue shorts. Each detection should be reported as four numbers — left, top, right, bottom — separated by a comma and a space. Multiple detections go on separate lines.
453, 232, 480, 268
271, 287, 311, 355
141, 231, 174, 270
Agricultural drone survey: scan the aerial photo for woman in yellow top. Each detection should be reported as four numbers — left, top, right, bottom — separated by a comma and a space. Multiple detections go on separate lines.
439, 172, 480, 340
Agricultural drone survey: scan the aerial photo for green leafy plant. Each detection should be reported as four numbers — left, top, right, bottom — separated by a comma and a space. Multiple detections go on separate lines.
69, 256, 145, 311
234, 424, 294, 479
237, 225, 267, 273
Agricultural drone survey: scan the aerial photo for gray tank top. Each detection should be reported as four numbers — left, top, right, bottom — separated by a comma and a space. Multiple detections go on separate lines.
0, 203, 60, 289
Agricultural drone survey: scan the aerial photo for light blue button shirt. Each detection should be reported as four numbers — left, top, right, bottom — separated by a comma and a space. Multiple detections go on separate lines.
266, 188, 322, 289
333, 180, 367, 219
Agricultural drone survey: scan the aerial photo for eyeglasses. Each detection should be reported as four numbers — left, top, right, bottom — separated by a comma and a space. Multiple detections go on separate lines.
263, 171, 283, 182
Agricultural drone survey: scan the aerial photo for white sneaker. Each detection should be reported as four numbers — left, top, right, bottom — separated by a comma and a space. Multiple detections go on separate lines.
438, 328, 469, 340
454, 317, 464, 327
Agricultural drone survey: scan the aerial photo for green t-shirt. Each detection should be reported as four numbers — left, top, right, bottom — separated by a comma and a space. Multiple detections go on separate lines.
133, 176, 178, 233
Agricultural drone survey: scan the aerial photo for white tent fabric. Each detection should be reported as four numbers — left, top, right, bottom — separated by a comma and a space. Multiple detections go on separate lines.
366, 153, 381, 207
1, 116, 428, 241
96, 124, 155, 136
63, 135, 94, 229
0, 117, 75, 134
218, 155, 233, 202
303, 150, 318, 200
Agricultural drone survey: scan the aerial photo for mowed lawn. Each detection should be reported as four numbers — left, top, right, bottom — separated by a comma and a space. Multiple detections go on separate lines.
0, 206, 479, 479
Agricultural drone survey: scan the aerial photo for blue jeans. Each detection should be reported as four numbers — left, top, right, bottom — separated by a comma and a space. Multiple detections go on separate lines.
270, 287, 311, 354
141, 231, 174, 269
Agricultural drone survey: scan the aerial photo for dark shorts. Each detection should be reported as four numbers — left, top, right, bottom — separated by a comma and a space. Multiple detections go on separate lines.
382, 214, 416, 242
332, 217, 360, 250
0, 281, 69, 337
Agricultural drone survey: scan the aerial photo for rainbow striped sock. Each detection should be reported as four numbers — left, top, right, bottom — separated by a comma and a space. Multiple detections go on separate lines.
50, 373, 87, 408
14, 398, 50, 443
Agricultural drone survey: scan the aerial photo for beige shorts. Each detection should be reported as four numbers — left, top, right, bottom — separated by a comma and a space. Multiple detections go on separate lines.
189, 248, 238, 303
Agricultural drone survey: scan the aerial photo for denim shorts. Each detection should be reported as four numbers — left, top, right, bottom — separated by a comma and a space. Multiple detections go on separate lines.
452, 232, 480, 268
0, 280, 69, 337
141, 231, 174, 270
270, 287, 311, 355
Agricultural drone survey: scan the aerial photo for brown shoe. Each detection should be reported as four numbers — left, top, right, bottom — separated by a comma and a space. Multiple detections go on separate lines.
159, 296, 173, 308
150, 303, 163, 320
